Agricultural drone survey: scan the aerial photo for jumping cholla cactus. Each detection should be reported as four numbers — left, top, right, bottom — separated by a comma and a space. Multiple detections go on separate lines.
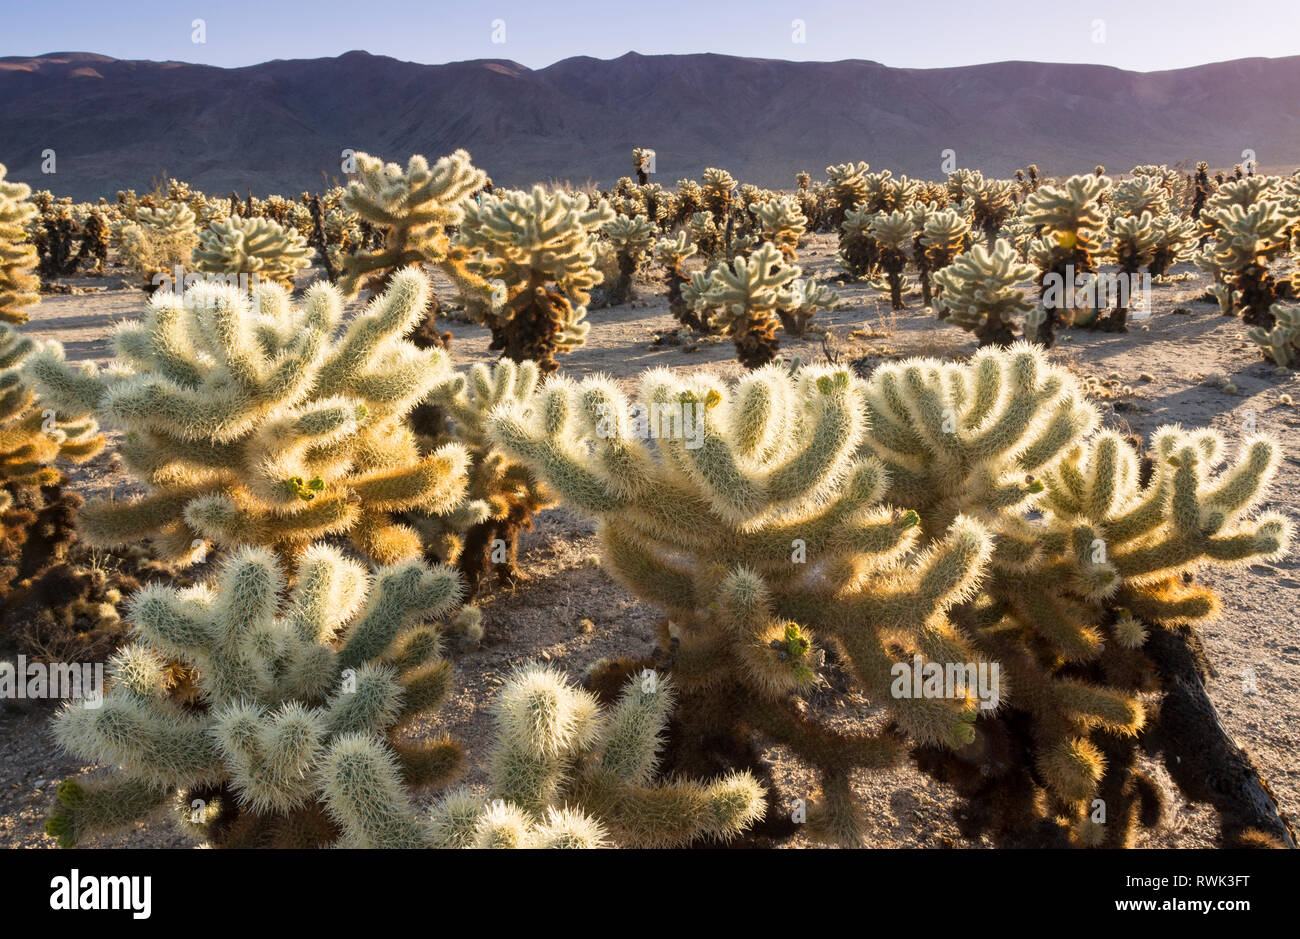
919, 207, 972, 313
46, 544, 466, 848
654, 232, 699, 329
839, 205, 879, 280
859, 346, 1291, 846
457, 186, 614, 374
1025, 174, 1110, 344
1148, 214, 1198, 278
692, 242, 800, 367
486, 346, 1293, 846
0, 164, 40, 324
931, 239, 1036, 346
338, 150, 489, 301
778, 275, 838, 339
750, 196, 807, 261
1110, 176, 1169, 217
193, 216, 314, 289
0, 323, 104, 569
960, 172, 1019, 247
600, 214, 657, 305
869, 210, 915, 309
1197, 187, 1294, 327
487, 362, 998, 844
421, 359, 554, 595
1248, 304, 1300, 367
688, 210, 724, 263
320, 663, 766, 848
825, 161, 871, 229
24, 270, 469, 569
117, 203, 200, 288
700, 167, 737, 220
1101, 211, 1159, 331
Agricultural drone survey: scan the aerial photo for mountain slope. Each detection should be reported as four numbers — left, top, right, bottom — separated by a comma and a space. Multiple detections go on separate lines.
2, 50, 1298, 199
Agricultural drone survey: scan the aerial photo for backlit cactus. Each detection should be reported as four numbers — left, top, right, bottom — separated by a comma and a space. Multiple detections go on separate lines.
654, 231, 699, 329
751, 196, 807, 262
421, 358, 555, 595
1248, 304, 1300, 367
824, 161, 871, 229
600, 214, 657, 305
24, 270, 469, 569
919, 206, 972, 312
778, 275, 838, 339
1196, 180, 1295, 327
338, 150, 489, 300
690, 242, 799, 367
869, 209, 915, 309
117, 203, 200, 289
320, 664, 766, 848
1025, 174, 1110, 345
456, 185, 614, 374
194, 215, 314, 289
46, 544, 465, 847
0, 164, 40, 324
931, 240, 1035, 345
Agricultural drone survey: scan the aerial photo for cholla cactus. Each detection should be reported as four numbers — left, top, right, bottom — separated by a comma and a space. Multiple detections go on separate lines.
751, 196, 807, 262
0, 323, 104, 582
600, 214, 656, 305
1025, 175, 1110, 345
961, 173, 1019, 247
869, 210, 915, 309
457, 186, 614, 374
320, 664, 766, 848
338, 150, 489, 301
1101, 211, 1159, 331
487, 363, 997, 845
421, 359, 554, 594
1149, 214, 1198, 278
931, 240, 1036, 346
824, 161, 871, 229
1111, 176, 1170, 217
654, 231, 699, 329
193, 216, 314, 289
777, 275, 838, 338
0, 164, 39, 325
25, 270, 469, 569
1197, 193, 1294, 327
46, 544, 465, 848
919, 207, 972, 312
838, 205, 879, 279
862, 345, 1291, 845
117, 203, 200, 289
687, 211, 724, 263
692, 242, 799, 367
700, 167, 737, 220
1248, 304, 1300, 366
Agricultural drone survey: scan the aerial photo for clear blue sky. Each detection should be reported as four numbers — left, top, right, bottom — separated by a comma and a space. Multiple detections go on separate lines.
4, 0, 1297, 72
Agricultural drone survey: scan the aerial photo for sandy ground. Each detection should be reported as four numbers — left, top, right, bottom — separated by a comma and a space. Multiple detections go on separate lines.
2, 231, 1297, 849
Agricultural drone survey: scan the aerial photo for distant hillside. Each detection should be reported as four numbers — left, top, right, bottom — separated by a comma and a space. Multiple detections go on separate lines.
2, 49, 1298, 199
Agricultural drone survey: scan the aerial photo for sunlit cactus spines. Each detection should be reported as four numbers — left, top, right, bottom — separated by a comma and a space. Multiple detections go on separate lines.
1025, 174, 1110, 345
856, 343, 1291, 845
0, 164, 40, 325
918, 206, 972, 311
692, 242, 800, 367
456, 184, 614, 374
1148, 214, 1198, 278
338, 150, 489, 300
46, 544, 466, 847
824, 160, 871, 229
869, 209, 915, 309
778, 275, 838, 338
654, 231, 699, 329
700, 167, 737, 219
687, 210, 724, 263
931, 240, 1035, 346
1101, 211, 1159, 331
116, 202, 201, 289
23, 269, 470, 569
961, 174, 1019, 247
1198, 193, 1294, 327
1111, 175, 1170, 217
487, 363, 1005, 845
838, 204, 879, 279
318, 664, 765, 848
1248, 304, 1300, 367
600, 213, 656, 305
422, 358, 554, 595
750, 196, 807, 262
193, 215, 314, 289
